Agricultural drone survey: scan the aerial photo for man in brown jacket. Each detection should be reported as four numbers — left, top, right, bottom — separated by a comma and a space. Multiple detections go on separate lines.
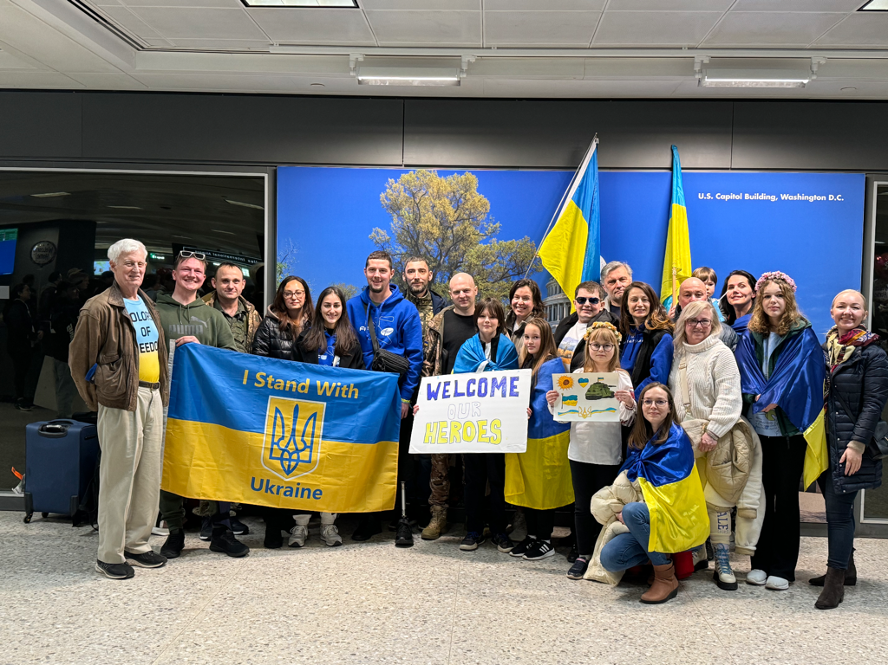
69, 239, 169, 580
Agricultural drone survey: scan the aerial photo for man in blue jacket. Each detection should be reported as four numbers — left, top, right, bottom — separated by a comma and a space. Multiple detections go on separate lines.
346, 250, 424, 546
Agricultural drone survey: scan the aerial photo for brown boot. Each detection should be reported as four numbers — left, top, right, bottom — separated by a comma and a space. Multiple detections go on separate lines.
421, 506, 447, 540
815, 567, 846, 610
810, 551, 857, 587
640, 562, 679, 604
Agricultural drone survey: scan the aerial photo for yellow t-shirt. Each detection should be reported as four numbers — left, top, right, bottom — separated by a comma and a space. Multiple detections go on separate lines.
124, 297, 160, 383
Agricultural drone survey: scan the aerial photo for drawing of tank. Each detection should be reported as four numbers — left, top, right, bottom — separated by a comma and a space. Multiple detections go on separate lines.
585, 381, 615, 400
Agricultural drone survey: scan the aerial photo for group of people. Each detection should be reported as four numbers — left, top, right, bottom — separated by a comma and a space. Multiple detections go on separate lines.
69, 239, 886, 613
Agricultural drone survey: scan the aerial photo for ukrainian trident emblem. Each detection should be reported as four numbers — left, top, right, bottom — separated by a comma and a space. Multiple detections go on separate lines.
262, 397, 325, 481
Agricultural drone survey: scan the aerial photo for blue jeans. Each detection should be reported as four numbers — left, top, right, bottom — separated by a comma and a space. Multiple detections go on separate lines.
821, 473, 858, 570
600, 502, 671, 570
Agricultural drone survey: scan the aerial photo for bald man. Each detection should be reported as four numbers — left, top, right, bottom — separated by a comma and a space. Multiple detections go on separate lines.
674, 277, 739, 352
420, 272, 480, 539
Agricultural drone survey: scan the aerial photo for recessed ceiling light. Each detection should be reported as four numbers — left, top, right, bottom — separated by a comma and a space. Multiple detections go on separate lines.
241, 0, 357, 6
212, 229, 236, 235
841, 87, 858, 92
310, 82, 325, 87
31, 191, 70, 198
859, 0, 888, 11
225, 199, 264, 210
108, 205, 142, 210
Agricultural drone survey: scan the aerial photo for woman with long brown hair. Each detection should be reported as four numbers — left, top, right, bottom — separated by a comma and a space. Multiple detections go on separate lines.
252, 275, 314, 360
619, 281, 674, 392
295, 286, 363, 369
505, 278, 545, 360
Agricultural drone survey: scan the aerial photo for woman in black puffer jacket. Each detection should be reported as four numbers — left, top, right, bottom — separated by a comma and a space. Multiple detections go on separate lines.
811, 289, 887, 610
252, 275, 314, 360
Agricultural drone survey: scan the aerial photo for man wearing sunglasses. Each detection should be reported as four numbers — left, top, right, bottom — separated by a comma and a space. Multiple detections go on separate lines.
672, 277, 739, 353
554, 281, 620, 372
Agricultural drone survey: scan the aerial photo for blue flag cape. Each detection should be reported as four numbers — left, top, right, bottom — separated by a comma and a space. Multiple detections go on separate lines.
453, 333, 519, 373
620, 423, 709, 553
505, 357, 572, 510
735, 326, 827, 487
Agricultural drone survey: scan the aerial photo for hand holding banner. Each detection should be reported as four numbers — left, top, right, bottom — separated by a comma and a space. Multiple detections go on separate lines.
409, 369, 532, 454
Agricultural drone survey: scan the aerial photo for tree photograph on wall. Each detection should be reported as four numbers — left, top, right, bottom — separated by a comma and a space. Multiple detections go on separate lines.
371, 170, 538, 301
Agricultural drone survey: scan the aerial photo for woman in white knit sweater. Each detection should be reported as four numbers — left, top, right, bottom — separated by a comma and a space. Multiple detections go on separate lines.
668, 300, 761, 591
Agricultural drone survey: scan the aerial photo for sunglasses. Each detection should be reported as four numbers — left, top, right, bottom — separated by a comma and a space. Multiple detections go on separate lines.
179, 250, 206, 260
575, 297, 600, 305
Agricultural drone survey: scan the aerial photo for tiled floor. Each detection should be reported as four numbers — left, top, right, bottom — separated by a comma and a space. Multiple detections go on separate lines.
1, 512, 886, 665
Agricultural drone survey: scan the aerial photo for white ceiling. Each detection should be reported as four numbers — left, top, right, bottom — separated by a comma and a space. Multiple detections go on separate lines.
0, 0, 885, 99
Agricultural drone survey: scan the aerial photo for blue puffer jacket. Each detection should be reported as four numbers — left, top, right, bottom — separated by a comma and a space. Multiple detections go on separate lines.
824, 339, 887, 494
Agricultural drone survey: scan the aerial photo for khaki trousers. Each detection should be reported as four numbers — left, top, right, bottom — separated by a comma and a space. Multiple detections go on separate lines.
96, 387, 164, 564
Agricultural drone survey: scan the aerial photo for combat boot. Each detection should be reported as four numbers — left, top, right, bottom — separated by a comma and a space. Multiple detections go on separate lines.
421, 506, 447, 540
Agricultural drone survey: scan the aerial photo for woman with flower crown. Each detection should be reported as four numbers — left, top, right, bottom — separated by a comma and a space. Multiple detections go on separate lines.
546, 321, 636, 580
735, 271, 826, 591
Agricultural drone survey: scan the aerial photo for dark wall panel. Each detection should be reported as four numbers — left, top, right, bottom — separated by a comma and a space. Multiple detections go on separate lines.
403, 100, 734, 169
81, 93, 404, 165
0, 91, 82, 158
732, 101, 888, 171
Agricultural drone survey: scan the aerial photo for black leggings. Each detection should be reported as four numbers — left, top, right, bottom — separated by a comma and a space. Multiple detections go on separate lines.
569, 459, 621, 556
525, 508, 555, 541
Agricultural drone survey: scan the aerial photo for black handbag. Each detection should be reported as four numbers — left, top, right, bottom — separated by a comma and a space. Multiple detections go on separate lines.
833, 390, 888, 462
364, 304, 410, 377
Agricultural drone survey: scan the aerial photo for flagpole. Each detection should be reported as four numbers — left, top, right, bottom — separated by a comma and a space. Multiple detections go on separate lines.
523, 134, 598, 279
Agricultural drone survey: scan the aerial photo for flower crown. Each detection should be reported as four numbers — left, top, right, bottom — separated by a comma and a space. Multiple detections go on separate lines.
756, 271, 797, 294
584, 321, 622, 344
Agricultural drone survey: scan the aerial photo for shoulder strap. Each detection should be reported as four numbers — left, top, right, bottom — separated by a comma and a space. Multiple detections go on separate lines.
678, 353, 692, 411
363, 302, 380, 354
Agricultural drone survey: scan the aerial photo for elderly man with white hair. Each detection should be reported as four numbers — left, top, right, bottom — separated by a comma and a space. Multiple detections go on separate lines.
70, 238, 169, 580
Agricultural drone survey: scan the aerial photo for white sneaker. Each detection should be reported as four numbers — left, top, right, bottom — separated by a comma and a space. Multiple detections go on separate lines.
765, 575, 790, 590
746, 569, 767, 586
288, 524, 308, 548
320, 524, 343, 547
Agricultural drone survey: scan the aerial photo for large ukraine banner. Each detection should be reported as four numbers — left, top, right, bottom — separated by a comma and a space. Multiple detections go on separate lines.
161, 344, 402, 513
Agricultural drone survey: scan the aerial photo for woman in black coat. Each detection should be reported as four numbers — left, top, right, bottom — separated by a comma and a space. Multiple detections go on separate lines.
812, 289, 887, 610
252, 275, 313, 360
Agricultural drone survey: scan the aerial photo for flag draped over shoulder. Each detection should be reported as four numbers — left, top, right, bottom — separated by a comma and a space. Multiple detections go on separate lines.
505, 358, 573, 510
161, 344, 402, 513
538, 139, 600, 310
621, 423, 709, 553
452, 333, 519, 373
735, 327, 828, 489
660, 145, 692, 304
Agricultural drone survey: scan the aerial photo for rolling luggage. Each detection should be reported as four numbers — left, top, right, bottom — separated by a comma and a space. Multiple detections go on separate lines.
23, 419, 99, 524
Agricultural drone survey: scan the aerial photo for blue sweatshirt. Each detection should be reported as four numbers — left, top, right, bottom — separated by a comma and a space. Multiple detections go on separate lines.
620, 325, 674, 393
346, 284, 423, 401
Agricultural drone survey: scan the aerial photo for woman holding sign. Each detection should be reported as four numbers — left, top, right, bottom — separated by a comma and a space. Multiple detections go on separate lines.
546, 322, 636, 579
619, 282, 674, 394
505, 317, 572, 562
453, 298, 519, 553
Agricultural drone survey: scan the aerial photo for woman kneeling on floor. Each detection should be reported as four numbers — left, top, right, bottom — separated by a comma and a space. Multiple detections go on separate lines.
597, 383, 710, 604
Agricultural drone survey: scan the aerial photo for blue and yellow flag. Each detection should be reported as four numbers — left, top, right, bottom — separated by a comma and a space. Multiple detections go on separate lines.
505, 358, 573, 510
621, 423, 709, 554
538, 138, 600, 310
736, 326, 828, 489
161, 344, 402, 513
660, 145, 692, 304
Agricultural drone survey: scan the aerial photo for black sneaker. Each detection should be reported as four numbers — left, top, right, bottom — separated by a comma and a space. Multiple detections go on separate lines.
95, 560, 134, 579
395, 518, 414, 548
264, 523, 283, 549
160, 529, 185, 559
523, 540, 555, 561
567, 557, 589, 580
510, 536, 535, 558
125, 550, 167, 568
351, 517, 382, 542
459, 531, 485, 551
567, 545, 579, 563
14, 401, 34, 412
210, 529, 249, 558
230, 516, 250, 535
491, 533, 515, 553
199, 517, 212, 541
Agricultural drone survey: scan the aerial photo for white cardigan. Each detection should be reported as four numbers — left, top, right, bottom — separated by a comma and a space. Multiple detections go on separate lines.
668, 335, 741, 439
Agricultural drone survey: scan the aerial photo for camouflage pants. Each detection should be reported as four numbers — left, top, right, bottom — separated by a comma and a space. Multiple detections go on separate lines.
429, 454, 451, 508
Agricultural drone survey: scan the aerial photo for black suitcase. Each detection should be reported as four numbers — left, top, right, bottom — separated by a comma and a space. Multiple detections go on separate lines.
24, 419, 99, 523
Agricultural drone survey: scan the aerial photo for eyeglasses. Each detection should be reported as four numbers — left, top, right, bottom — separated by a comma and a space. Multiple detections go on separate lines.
179, 250, 206, 260
283, 290, 305, 299
575, 297, 600, 306
589, 343, 614, 352
686, 319, 712, 329
642, 399, 668, 407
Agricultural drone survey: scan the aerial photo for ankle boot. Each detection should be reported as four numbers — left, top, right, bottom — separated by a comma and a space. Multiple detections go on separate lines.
810, 551, 857, 587
421, 506, 447, 540
640, 562, 679, 604
815, 567, 846, 610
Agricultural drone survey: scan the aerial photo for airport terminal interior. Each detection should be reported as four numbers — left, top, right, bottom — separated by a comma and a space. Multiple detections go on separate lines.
0, 1, 887, 664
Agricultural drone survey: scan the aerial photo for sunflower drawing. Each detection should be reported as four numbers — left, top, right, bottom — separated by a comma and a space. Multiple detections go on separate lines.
557, 376, 573, 390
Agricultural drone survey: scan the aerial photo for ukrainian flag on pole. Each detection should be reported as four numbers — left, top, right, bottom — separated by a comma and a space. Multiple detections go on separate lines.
660, 145, 692, 304
538, 138, 600, 309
